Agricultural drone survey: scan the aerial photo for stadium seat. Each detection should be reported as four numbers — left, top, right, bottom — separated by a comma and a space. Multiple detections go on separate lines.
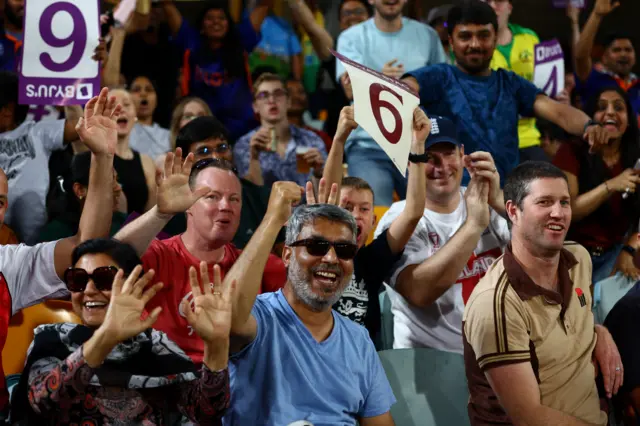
379, 290, 394, 350
378, 348, 470, 426
2, 300, 80, 375
366, 206, 390, 245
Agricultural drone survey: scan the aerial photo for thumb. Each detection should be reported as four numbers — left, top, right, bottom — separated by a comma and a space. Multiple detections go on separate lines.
75, 117, 87, 141
141, 307, 162, 329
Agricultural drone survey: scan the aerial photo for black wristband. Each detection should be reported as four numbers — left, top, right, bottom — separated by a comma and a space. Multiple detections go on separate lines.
622, 245, 636, 256
583, 119, 600, 133
408, 153, 429, 163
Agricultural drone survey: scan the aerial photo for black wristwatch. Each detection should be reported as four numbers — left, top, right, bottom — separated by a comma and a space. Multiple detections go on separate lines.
408, 152, 429, 163
622, 245, 636, 256
583, 119, 600, 133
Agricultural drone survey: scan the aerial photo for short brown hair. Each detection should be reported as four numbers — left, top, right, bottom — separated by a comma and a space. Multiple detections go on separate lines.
252, 72, 286, 99
341, 176, 375, 203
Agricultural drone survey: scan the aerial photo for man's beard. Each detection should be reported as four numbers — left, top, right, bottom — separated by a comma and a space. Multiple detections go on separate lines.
375, 4, 402, 21
455, 54, 492, 75
288, 259, 348, 312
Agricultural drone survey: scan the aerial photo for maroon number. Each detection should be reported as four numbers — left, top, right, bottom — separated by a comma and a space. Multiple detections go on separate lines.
369, 83, 404, 145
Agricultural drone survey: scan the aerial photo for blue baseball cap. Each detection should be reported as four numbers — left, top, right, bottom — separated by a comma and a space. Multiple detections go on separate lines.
424, 115, 461, 150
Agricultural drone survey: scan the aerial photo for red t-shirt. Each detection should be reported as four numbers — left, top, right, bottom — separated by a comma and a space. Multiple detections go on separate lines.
553, 143, 630, 249
141, 236, 286, 363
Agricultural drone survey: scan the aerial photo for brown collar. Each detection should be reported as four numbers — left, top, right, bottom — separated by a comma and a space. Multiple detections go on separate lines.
503, 244, 578, 317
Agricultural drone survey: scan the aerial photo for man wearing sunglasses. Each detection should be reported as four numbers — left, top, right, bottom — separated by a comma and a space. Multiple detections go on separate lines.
233, 72, 327, 187
114, 149, 286, 364
374, 115, 510, 354
0, 88, 119, 418
220, 182, 396, 425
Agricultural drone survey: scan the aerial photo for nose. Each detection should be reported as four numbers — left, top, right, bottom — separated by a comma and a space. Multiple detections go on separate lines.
605, 103, 616, 116
84, 279, 99, 295
549, 202, 564, 218
321, 246, 339, 263
218, 196, 232, 211
470, 36, 481, 48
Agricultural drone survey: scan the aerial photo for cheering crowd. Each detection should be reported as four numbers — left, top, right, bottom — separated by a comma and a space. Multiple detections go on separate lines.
0, 0, 639, 424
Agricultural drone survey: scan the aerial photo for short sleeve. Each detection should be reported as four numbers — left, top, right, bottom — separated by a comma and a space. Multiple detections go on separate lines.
508, 72, 542, 118
261, 254, 286, 293
360, 337, 396, 418
464, 287, 531, 371
404, 65, 447, 106
387, 223, 432, 287
233, 132, 253, 178
173, 20, 201, 53
0, 242, 68, 315
552, 142, 581, 177
31, 120, 65, 154
335, 27, 363, 82
236, 16, 261, 53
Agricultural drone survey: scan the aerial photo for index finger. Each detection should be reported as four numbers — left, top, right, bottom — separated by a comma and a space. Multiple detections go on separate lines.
305, 181, 317, 204
385, 59, 397, 66
327, 183, 339, 205
211, 264, 222, 295
164, 151, 175, 179
182, 152, 196, 176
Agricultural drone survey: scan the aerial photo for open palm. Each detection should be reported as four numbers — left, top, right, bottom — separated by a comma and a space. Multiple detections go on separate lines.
76, 88, 120, 156
99, 266, 164, 345
595, 0, 619, 15
182, 262, 234, 344
157, 149, 211, 215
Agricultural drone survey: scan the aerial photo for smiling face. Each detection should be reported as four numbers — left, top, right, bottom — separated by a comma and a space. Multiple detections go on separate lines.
187, 167, 242, 245
425, 143, 465, 199
508, 178, 571, 255
594, 90, 629, 141
283, 218, 355, 312
602, 39, 636, 78
340, 0, 370, 30
450, 23, 496, 74
70, 253, 117, 328
201, 8, 229, 41
369, 0, 406, 21
129, 76, 157, 121
110, 89, 136, 138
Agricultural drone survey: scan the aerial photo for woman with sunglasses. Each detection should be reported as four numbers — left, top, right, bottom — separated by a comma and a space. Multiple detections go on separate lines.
11, 238, 232, 425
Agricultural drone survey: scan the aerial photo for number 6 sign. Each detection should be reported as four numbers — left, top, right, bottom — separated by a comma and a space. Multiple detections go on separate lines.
19, 0, 100, 106
332, 50, 419, 177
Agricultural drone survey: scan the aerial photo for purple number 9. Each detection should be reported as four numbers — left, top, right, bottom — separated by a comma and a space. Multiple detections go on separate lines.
39, 2, 86, 72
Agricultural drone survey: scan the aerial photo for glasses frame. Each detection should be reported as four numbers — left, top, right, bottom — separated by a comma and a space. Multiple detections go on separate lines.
63, 266, 119, 292
289, 238, 358, 260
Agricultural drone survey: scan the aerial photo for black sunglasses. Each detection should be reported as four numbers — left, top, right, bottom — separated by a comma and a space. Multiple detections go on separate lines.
289, 238, 358, 260
64, 266, 118, 292
193, 157, 238, 175
194, 144, 230, 156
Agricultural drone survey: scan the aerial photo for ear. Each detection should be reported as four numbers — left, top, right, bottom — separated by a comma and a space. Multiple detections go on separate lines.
282, 246, 293, 267
505, 200, 519, 225
72, 183, 87, 200
371, 213, 377, 227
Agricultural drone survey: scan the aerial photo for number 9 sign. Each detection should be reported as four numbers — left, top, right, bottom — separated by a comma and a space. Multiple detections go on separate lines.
331, 50, 419, 177
19, 0, 100, 106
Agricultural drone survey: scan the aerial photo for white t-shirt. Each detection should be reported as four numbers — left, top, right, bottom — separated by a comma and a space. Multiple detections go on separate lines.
129, 123, 170, 159
0, 241, 67, 316
0, 120, 65, 244
374, 188, 510, 353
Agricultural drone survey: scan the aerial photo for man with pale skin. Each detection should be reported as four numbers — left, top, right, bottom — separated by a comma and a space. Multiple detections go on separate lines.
463, 161, 623, 426
335, 0, 446, 206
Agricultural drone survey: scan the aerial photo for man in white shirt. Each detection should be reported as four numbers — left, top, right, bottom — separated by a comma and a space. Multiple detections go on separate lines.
0, 88, 117, 417
374, 115, 509, 353
336, 0, 446, 206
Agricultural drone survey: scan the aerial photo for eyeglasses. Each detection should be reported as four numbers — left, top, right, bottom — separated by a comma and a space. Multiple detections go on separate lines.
289, 238, 358, 260
194, 143, 230, 156
341, 7, 368, 18
255, 89, 288, 102
64, 266, 118, 292
192, 157, 238, 175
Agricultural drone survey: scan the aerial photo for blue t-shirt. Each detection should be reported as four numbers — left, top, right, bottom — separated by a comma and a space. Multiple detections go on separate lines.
0, 33, 19, 72
224, 290, 396, 426
407, 64, 542, 185
174, 18, 260, 142
336, 18, 447, 151
575, 68, 640, 121
249, 15, 302, 80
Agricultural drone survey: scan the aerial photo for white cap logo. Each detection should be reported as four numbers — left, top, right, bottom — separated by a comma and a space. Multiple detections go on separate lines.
430, 118, 440, 135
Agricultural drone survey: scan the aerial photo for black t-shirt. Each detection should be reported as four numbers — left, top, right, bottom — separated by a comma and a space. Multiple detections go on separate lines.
333, 229, 402, 342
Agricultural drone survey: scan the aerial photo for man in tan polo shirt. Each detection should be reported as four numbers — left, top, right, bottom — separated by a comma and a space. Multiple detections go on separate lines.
463, 161, 623, 426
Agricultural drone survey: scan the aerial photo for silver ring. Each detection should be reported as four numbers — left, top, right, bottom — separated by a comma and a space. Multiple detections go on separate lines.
625, 187, 631, 193
492, 167, 497, 173
616, 367, 621, 372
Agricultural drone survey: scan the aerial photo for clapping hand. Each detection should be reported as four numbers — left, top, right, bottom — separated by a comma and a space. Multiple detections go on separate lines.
76, 88, 121, 156
99, 266, 164, 347
464, 177, 491, 230
156, 148, 211, 216
182, 263, 235, 344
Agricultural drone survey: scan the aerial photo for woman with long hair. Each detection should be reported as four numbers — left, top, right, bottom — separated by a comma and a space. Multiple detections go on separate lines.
161, 0, 268, 141
128, 75, 171, 159
169, 96, 213, 149
553, 85, 640, 283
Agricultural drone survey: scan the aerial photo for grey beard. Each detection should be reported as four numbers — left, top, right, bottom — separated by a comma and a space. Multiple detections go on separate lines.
288, 261, 348, 312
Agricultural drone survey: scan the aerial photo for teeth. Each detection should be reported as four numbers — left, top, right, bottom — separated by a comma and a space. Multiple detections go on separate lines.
84, 301, 107, 308
547, 225, 562, 231
316, 271, 337, 279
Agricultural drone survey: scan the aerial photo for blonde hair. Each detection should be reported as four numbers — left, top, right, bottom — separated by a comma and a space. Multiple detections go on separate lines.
169, 97, 213, 149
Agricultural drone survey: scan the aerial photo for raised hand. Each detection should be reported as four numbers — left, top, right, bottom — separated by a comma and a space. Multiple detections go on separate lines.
335, 106, 358, 143
266, 181, 304, 225
182, 262, 234, 344
594, 0, 620, 16
99, 266, 164, 346
306, 178, 338, 205
411, 107, 431, 154
156, 148, 211, 215
465, 178, 491, 230
584, 123, 614, 154
464, 151, 502, 208
382, 59, 405, 79
76, 87, 122, 155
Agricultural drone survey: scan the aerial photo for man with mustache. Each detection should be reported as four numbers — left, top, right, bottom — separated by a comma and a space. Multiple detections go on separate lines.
221, 183, 396, 425
463, 161, 622, 426
402, 1, 613, 187
574, 0, 639, 121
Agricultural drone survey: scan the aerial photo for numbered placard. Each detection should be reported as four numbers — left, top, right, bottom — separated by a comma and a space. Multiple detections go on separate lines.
331, 50, 419, 177
19, 0, 100, 105
534, 39, 565, 98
